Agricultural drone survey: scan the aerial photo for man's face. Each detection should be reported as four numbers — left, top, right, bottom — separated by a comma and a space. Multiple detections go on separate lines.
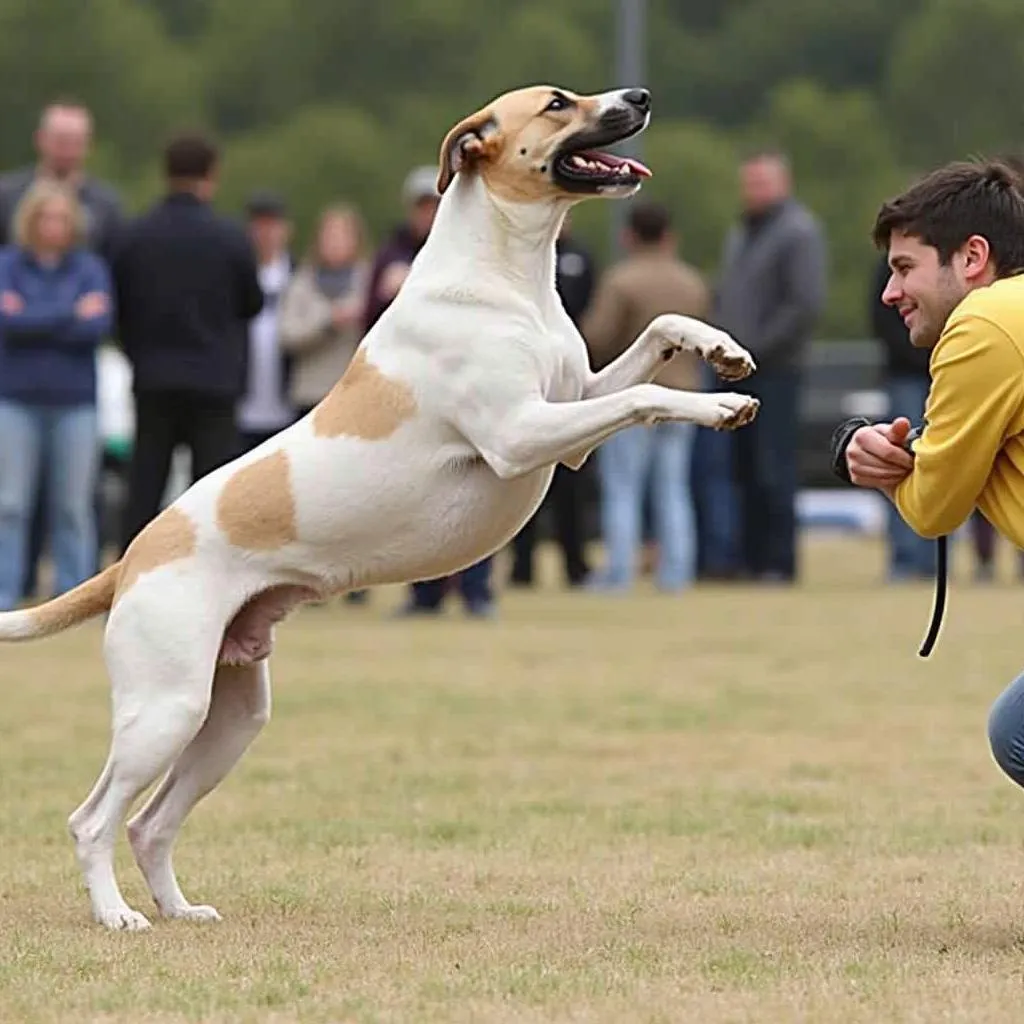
249, 215, 291, 260
35, 107, 92, 179
740, 155, 789, 214
882, 231, 975, 349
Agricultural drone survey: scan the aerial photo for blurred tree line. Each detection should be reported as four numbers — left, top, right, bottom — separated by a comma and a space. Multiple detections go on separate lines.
0, 0, 1020, 336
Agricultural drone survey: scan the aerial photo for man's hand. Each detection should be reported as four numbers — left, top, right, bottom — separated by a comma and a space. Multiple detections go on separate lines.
846, 416, 916, 489
75, 292, 109, 319
1, 291, 23, 314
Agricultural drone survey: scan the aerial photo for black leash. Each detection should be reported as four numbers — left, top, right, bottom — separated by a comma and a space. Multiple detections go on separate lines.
902, 425, 947, 659
917, 534, 947, 658
830, 418, 947, 658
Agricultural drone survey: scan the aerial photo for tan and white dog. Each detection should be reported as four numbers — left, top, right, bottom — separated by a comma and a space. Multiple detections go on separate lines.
0, 85, 759, 931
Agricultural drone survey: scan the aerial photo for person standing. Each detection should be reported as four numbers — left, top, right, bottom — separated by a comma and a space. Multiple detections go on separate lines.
237, 190, 296, 452
0, 181, 112, 609
279, 203, 368, 419
582, 201, 709, 593
712, 148, 827, 584
112, 132, 264, 552
0, 98, 125, 598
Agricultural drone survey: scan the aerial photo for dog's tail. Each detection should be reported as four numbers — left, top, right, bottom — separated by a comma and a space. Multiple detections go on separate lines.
0, 562, 121, 642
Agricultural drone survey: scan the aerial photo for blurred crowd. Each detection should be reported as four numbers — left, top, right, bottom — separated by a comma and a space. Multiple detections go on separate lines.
0, 98, 1007, 620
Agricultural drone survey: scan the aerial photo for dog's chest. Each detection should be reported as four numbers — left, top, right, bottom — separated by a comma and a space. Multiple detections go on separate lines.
535, 322, 589, 402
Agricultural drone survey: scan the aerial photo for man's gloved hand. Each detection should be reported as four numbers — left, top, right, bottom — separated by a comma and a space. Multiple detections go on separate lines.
831, 416, 919, 488
830, 416, 871, 484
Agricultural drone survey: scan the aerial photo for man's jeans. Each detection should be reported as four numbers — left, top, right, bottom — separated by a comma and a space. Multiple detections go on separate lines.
0, 401, 99, 610
596, 421, 697, 590
886, 375, 935, 579
988, 670, 1024, 791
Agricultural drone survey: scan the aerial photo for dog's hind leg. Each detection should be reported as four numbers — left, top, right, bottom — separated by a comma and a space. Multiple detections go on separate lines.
127, 661, 271, 922
67, 602, 221, 931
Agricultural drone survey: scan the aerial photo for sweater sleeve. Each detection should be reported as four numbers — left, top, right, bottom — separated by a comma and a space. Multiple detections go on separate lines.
61, 255, 114, 347
0, 251, 75, 339
894, 314, 1024, 538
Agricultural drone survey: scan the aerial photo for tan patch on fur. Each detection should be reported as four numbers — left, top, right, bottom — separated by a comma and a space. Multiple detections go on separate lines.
115, 506, 198, 602
27, 562, 120, 635
437, 84, 603, 201
312, 348, 417, 440
216, 449, 297, 551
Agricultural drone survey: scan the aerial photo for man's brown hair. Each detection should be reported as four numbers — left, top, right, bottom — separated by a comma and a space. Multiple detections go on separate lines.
163, 131, 219, 181
872, 158, 1024, 276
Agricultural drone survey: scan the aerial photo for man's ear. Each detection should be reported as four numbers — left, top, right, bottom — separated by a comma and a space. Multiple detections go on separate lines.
436, 109, 501, 194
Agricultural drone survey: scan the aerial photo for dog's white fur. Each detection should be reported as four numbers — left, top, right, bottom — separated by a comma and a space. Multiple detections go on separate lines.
0, 86, 759, 930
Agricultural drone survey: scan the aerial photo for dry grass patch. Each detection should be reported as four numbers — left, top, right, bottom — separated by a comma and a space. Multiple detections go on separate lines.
2, 535, 1024, 1022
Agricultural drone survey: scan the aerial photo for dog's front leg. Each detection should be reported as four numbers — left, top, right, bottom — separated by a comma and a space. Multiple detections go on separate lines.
583, 313, 756, 400
460, 384, 759, 480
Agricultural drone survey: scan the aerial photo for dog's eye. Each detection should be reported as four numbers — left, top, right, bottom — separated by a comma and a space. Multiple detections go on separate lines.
545, 93, 572, 113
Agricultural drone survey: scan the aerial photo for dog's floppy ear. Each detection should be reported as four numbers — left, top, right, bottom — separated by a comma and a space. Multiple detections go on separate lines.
436, 108, 502, 194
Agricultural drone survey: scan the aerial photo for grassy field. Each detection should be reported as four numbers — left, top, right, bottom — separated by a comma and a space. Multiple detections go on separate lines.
3, 534, 1024, 1023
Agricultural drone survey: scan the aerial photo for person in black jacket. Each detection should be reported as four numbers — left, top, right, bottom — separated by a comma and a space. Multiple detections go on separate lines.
509, 214, 595, 588
870, 251, 935, 580
113, 132, 264, 553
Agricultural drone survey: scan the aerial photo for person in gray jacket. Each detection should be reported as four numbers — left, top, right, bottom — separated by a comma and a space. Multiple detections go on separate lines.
0, 100, 124, 266
709, 147, 826, 583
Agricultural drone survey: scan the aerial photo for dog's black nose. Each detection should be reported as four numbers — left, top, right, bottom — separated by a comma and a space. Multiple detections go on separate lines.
622, 88, 651, 112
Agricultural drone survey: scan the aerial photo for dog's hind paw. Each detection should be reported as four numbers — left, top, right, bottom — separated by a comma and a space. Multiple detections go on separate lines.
95, 906, 152, 931
163, 903, 222, 923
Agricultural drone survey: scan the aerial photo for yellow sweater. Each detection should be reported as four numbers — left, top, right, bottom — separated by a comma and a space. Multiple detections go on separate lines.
895, 275, 1024, 543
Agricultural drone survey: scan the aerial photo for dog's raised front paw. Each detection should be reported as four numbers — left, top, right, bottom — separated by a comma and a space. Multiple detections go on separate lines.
705, 338, 757, 382
650, 314, 756, 381
710, 393, 760, 430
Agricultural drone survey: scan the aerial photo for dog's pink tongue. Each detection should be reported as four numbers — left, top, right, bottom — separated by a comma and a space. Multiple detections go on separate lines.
621, 156, 652, 178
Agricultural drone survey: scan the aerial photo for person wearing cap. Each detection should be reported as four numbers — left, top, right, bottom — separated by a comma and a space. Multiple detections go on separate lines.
362, 166, 439, 333
368, 166, 495, 619
237, 190, 297, 452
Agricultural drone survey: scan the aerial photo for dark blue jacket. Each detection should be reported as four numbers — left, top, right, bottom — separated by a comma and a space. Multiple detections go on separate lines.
0, 245, 113, 406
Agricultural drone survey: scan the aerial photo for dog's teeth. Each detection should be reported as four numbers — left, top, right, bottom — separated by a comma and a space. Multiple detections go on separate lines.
572, 155, 587, 168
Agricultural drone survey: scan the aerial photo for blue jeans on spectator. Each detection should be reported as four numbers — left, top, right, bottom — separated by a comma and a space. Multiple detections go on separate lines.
0, 401, 99, 610
593, 421, 697, 591
407, 557, 494, 614
886, 374, 935, 579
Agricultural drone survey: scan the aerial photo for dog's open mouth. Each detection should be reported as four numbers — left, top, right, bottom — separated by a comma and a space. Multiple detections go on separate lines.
551, 114, 652, 193
554, 150, 652, 187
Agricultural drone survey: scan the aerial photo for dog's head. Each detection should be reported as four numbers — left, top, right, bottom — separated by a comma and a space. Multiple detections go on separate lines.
436, 85, 652, 202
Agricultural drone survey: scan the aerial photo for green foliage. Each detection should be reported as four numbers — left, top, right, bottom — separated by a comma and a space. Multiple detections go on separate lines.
0, 0, 1009, 335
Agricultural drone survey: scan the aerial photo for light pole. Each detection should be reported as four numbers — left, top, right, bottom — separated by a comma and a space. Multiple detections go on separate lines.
609, 0, 647, 262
